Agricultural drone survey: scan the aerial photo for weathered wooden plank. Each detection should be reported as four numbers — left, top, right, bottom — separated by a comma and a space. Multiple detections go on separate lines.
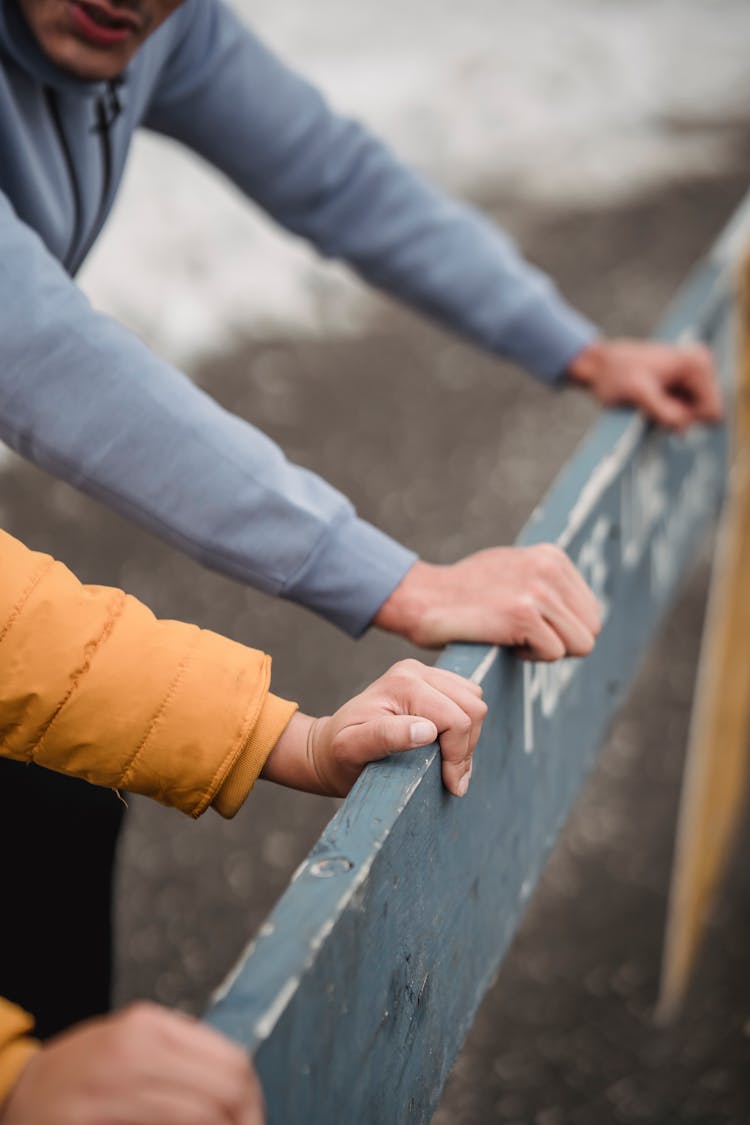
204, 196, 749, 1125
657, 246, 750, 1021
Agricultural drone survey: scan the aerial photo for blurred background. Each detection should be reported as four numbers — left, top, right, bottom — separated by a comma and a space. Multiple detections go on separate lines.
5, 0, 750, 1120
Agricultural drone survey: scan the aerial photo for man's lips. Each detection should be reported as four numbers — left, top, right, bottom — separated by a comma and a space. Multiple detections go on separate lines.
68, 0, 142, 47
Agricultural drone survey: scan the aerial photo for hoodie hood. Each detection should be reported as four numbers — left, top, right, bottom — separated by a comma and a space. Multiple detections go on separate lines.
0, 0, 112, 96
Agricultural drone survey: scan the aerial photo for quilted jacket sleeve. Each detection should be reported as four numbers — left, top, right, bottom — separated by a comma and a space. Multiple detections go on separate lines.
0, 529, 297, 818
0, 999, 38, 1108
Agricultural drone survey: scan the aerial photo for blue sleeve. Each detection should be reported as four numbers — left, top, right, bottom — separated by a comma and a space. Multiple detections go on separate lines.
0, 189, 416, 636
145, 0, 598, 382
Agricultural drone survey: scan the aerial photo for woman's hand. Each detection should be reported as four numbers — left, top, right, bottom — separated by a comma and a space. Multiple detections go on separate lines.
262, 660, 486, 799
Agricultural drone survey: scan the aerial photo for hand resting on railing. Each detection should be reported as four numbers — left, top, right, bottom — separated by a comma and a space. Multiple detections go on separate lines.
567, 339, 722, 431
0, 1003, 264, 1125
374, 544, 602, 658
261, 659, 487, 799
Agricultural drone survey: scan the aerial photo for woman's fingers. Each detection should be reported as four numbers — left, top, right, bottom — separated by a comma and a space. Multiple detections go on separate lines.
331, 660, 487, 797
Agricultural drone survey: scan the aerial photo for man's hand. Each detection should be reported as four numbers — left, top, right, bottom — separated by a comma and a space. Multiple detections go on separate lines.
566, 338, 723, 430
0, 1003, 264, 1125
263, 660, 487, 798
373, 545, 601, 656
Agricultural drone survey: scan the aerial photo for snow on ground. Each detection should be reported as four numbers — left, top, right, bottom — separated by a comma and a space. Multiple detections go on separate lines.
80, 0, 750, 364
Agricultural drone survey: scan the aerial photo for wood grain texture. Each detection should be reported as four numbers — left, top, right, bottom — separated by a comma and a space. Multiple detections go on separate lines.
204, 197, 750, 1125
658, 245, 750, 1022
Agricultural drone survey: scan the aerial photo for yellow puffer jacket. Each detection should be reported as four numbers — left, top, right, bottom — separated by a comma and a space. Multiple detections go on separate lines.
0, 526, 298, 1103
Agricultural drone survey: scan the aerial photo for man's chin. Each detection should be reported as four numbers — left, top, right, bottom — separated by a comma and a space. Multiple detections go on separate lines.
43, 37, 129, 80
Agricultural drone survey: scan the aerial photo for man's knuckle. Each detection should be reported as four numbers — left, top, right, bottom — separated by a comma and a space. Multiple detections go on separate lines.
531, 577, 554, 602
532, 543, 565, 575
511, 595, 538, 630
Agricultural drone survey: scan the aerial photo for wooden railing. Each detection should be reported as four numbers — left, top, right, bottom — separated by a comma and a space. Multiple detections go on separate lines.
203, 191, 750, 1125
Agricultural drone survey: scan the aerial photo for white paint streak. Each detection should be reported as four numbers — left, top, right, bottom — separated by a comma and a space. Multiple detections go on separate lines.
557, 417, 643, 552
253, 977, 300, 1041
467, 419, 652, 695
290, 858, 309, 883
211, 933, 264, 1005
469, 646, 499, 686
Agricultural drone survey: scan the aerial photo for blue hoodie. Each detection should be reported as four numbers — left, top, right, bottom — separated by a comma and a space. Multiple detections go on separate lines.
0, 0, 596, 636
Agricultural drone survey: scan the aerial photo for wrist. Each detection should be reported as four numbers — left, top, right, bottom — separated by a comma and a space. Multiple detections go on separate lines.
305, 715, 343, 796
565, 338, 607, 389
371, 560, 441, 644
0, 1044, 39, 1121
261, 711, 318, 792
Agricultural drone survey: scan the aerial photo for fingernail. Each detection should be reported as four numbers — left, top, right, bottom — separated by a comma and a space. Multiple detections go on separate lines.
410, 721, 435, 746
457, 765, 472, 797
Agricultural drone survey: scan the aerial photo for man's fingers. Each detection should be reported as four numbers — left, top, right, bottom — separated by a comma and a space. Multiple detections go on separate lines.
512, 610, 566, 661
672, 346, 723, 422
373, 547, 604, 655
567, 338, 722, 433
637, 374, 693, 430
529, 545, 601, 634
539, 592, 597, 657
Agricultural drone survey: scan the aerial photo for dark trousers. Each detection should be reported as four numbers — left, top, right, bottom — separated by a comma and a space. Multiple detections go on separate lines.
0, 758, 126, 1040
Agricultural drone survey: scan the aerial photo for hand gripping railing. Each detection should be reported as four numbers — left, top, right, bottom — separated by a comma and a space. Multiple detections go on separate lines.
203, 191, 750, 1125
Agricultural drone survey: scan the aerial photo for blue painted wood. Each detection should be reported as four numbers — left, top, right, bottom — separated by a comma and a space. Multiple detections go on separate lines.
204, 199, 748, 1125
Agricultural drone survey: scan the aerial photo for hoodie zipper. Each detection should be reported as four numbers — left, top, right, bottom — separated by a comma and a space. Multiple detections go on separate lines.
44, 86, 83, 274
44, 83, 119, 276
75, 84, 118, 273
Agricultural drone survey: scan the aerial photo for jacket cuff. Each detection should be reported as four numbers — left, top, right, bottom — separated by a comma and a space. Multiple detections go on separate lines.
497, 293, 599, 384
0, 1000, 39, 1108
213, 693, 298, 818
281, 516, 418, 638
